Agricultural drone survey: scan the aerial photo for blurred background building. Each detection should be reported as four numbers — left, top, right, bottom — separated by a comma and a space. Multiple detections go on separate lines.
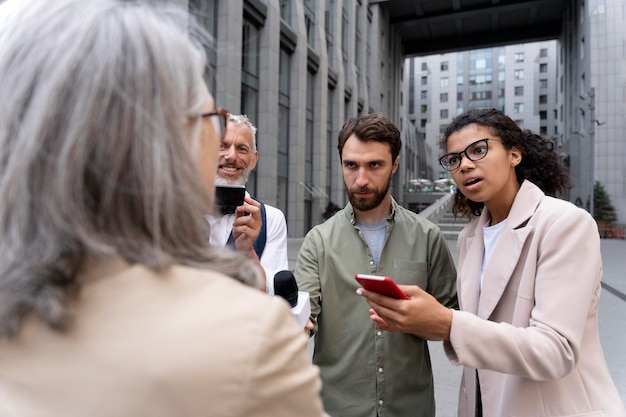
185, 0, 625, 237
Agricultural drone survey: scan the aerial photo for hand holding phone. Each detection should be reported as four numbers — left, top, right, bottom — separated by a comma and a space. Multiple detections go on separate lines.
354, 274, 409, 300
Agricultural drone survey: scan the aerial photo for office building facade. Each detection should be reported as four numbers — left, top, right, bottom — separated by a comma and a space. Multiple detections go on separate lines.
405, 41, 559, 182
188, 0, 423, 237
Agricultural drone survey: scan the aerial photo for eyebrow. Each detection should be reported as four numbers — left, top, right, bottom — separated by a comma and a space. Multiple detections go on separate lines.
342, 158, 387, 165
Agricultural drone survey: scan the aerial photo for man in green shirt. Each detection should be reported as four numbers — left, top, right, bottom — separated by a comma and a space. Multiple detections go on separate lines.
295, 113, 458, 417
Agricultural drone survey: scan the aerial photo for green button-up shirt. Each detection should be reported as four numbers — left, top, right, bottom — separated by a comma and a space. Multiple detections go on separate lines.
295, 199, 458, 417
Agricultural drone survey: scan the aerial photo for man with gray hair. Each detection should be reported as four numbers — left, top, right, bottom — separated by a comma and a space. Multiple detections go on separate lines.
206, 114, 289, 294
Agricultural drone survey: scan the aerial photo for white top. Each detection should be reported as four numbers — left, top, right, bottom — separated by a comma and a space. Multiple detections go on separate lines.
206, 198, 289, 295
480, 218, 507, 290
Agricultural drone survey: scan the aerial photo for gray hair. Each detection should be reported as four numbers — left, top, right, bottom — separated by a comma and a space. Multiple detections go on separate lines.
228, 113, 258, 152
0, 0, 262, 338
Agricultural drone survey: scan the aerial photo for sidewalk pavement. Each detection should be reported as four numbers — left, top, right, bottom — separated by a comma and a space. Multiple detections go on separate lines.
287, 237, 626, 416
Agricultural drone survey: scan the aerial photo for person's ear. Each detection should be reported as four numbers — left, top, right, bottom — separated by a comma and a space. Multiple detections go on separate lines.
391, 155, 400, 174
510, 147, 522, 167
248, 150, 259, 171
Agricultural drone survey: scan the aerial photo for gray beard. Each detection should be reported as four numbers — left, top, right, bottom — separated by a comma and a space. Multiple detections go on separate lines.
215, 169, 249, 187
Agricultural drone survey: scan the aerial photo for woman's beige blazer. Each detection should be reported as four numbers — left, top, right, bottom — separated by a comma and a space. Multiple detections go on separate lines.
0, 259, 328, 417
444, 180, 625, 417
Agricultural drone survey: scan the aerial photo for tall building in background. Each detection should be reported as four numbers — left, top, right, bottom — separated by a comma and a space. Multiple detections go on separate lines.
560, 0, 626, 224
404, 41, 559, 182
187, 0, 417, 237
184, 0, 624, 232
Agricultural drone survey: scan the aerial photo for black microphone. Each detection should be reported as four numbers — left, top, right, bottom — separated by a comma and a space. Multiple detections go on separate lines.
273, 270, 311, 329
274, 270, 299, 308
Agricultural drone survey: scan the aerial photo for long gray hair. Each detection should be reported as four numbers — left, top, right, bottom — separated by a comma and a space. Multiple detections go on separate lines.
0, 0, 262, 338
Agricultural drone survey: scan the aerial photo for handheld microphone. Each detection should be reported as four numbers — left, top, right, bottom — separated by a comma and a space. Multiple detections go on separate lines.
273, 270, 311, 329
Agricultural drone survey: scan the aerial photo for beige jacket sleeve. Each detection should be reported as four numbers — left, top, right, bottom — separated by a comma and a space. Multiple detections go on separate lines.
238, 297, 329, 417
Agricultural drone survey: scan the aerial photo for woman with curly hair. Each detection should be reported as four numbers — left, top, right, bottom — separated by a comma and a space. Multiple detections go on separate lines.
358, 108, 625, 416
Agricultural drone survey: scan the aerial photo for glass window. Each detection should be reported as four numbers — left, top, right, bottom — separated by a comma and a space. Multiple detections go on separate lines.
440, 109, 448, 119
420, 90, 427, 99
421, 62, 427, 71
241, 19, 260, 193
421, 76, 427, 85
540, 79, 548, 88
304, 71, 315, 231
280, 0, 291, 23
540, 48, 548, 57
440, 77, 448, 87
278, 49, 291, 218
539, 95, 548, 104
440, 61, 448, 71
514, 86, 524, 96
325, 0, 335, 67
304, 0, 316, 48
440, 92, 448, 102
539, 110, 547, 119
514, 103, 524, 113
420, 104, 427, 113
514, 52, 524, 63
539, 63, 548, 73
514, 69, 524, 80
189, 1, 218, 93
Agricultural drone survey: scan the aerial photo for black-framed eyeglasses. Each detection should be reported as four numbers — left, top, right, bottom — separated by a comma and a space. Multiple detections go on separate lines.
201, 107, 230, 140
439, 138, 492, 171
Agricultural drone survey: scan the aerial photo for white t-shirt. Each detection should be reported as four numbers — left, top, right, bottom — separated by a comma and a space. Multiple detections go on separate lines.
480, 219, 507, 290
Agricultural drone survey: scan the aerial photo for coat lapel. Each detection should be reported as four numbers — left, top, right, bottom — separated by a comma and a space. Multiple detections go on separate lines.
477, 181, 543, 319
458, 215, 488, 315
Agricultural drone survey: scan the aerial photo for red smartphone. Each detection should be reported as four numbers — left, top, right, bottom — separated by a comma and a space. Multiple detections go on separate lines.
354, 274, 409, 300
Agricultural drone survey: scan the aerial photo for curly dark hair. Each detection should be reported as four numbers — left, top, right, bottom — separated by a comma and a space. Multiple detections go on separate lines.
441, 108, 570, 219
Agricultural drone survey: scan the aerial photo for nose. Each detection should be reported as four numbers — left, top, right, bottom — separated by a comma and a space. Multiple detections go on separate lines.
354, 168, 369, 187
457, 152, 474, 171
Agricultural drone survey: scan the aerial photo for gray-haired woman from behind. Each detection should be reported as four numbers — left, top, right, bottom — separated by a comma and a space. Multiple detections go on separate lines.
0, 1, 327, 416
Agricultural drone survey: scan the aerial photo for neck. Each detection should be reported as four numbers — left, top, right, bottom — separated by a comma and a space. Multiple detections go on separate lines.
485, 179, 521, 226
354, 195, 392, 224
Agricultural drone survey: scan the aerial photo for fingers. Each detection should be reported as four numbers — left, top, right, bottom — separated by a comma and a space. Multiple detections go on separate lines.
232, 198, 262, 251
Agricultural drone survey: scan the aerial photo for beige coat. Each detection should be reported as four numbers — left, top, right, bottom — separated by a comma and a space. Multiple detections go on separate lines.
0, 259, 328, 417
444, 181, 625, 417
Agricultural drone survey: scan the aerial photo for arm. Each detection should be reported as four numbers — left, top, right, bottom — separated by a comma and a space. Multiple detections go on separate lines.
358, 285, 453, 340
293, 231, 322, 336
240, 299, 328, 417
446, 208, 601, 380
358, 227, 458, 340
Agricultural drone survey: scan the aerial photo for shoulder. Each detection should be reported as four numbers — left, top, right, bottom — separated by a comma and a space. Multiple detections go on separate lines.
535, 195, 596, 229
309, 208, 350, 236
393, 204, 444, 235
262, 202, 287, 221
88, 263, 290, 325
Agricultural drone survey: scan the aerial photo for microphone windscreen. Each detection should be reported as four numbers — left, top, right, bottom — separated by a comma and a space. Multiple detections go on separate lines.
274, 270, 299, 308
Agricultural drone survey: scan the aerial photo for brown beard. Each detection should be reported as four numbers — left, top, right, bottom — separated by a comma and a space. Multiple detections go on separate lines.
347, 175, 391, 212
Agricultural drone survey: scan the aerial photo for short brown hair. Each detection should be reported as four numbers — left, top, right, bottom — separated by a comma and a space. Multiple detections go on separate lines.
337, 113, 401, 162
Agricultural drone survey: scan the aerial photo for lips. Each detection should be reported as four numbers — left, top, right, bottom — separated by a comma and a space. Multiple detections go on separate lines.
219, 165, 241, 173
464, 177, 482, 187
